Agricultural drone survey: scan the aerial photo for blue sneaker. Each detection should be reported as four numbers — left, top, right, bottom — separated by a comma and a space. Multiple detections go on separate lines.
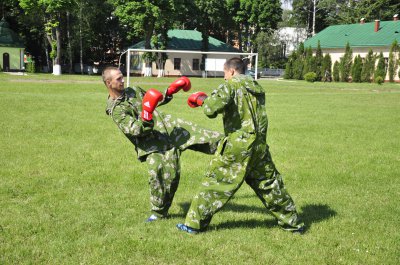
292, 226, 305, 234
176, 223, 200, 234
146, 214, 159, 222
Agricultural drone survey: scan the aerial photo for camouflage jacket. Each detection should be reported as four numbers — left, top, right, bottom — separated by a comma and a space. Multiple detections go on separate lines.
106, 86, 221, 161
202, 74, 268, 143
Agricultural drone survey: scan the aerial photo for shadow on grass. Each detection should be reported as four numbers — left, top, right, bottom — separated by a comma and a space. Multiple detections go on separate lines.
300, 203, 337, 230
176, 201, 337, 232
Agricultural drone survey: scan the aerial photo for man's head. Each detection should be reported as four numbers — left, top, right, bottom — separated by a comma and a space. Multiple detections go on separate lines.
223, 57, 246, 80
102, 66, 125, 98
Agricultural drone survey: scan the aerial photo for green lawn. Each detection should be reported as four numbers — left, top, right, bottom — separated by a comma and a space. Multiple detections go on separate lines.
1, 73, 399, 264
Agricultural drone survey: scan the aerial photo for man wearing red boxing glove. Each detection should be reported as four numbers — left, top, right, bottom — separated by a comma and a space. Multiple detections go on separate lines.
102, 67, 222, 222
166, 76, 191, 96
177, 57, 304, 234
141, 88, 164, 121
187, 91, 207, 108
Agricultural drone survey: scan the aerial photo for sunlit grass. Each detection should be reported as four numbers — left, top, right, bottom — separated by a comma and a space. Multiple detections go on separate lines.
0, 74, 399, 264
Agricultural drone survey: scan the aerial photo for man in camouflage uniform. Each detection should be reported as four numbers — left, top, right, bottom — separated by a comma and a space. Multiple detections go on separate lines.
177, 58, 304, 234
102, 66, 221, 221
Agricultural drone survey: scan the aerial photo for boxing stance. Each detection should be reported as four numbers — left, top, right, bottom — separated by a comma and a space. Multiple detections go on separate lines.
177, 58, 304, 233
103, 67, 222, 221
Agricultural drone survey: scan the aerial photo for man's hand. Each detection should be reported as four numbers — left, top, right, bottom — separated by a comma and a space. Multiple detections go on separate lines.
141, 89, 163, 121
166, 76, 191, 96
187, 92, 207, 108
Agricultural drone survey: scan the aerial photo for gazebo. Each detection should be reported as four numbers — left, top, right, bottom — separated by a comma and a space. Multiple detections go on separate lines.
0, 17, 25, 71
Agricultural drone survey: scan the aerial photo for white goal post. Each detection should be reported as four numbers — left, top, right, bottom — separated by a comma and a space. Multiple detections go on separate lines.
122, 48, 259, 87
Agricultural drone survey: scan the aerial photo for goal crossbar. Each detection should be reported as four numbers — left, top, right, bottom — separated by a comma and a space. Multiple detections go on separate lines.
124, 48, 259, 86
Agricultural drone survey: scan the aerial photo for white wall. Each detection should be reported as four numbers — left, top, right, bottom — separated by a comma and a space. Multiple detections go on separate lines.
152, 53, 235, 77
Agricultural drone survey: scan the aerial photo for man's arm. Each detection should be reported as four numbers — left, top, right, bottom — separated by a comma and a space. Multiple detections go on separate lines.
111, 103, 154, 137
201, 83, 232, 118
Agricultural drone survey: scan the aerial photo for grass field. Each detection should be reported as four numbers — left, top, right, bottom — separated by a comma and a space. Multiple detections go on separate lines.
0, 73, 399, 264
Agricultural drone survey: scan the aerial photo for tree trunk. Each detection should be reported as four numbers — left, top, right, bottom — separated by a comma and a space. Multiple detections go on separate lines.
53, 16, 62, 75
143, 22, 155, 77
238, 24, 243, 52
312, 0, 316, 36
67, 11, 73, 73
80, 7, 84, 75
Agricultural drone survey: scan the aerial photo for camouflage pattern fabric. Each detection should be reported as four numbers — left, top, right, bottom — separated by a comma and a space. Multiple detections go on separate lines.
106, 86, 222, 217
146, 148, 181, 217
184, 74, 304, 231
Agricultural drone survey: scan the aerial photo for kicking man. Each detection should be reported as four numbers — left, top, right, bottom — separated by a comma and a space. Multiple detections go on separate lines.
103, 67, 221, 222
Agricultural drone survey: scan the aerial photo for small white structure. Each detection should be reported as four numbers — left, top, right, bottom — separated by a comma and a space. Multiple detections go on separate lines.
126, 29, 257, 81
278, 27, 308, 57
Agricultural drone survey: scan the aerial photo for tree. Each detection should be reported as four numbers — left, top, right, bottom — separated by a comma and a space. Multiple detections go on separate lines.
339, 42, 352, 82
351, 55, 362, 83
388, 40, 399, 82
327, 0, 400, 25
255, 31, 286, 68
303, 46, 313, 77
315, 40, 323, 81
110, 0, 180, 76
375, 52, 387, 81
291, 0, 332, 36
228, 0, 282, 56
321, 53, 332, 82
293, 42, 305, 79
19, 0, 74, 75
333, 61, 340, 82
284, 51, 296, 79
361, 49, 375, 83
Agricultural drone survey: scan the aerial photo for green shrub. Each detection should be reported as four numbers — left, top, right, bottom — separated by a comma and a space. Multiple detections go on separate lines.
26, 61, 36, 73
304, 72, 317, 82
333, 61, 340, 82
375, 76, 384, 84
351, 55, 362, 83
375, 52, 386, 82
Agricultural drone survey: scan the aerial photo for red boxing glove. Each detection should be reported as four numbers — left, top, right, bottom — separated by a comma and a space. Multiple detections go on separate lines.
166, 76, 191, 96
187, 92, 207, 108
141, 89, 163, 121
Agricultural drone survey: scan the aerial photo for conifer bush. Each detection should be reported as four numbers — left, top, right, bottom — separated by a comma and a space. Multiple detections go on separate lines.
304, 72, 317, 82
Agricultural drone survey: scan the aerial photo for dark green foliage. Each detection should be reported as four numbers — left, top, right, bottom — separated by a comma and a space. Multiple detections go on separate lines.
284, 52, 296, 79
293, 43, 305, 80
315, 40, 323, 81
302, 46, 313, 77
351, 55, 362, 82
361, 49, 375, 83
26, 61, 36, 73
375, 76, 384, 84
321, 53, 332, 82
333, 61, 340, 82
388, 40, 398, 82
375, 52, 386, 81
304, 72, 317, 82
339, 42, 352, 82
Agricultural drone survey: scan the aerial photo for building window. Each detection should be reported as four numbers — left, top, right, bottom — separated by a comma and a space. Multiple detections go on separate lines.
193, 59, 200, 70
174, 58, 181, 70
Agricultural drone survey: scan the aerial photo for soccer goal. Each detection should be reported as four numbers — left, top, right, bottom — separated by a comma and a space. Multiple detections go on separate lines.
120, 48, 258, 87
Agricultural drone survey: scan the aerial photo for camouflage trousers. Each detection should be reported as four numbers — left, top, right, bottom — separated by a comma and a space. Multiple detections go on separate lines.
184, 131, 304, 231
146, 148, 181, 218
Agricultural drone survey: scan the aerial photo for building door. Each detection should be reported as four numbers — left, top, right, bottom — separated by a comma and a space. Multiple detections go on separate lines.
3, 53, 10, 71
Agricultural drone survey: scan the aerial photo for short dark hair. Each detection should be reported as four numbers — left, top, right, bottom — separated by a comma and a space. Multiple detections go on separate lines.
224, 57, 246, 74
102, 66, 120, 84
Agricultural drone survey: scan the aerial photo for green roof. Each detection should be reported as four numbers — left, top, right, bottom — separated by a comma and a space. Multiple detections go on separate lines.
129, 29, 239, 52
304, 20, 400, 49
